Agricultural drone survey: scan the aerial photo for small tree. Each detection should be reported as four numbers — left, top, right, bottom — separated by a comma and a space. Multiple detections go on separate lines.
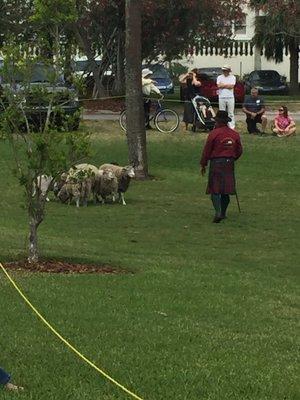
0, 46, 90, 263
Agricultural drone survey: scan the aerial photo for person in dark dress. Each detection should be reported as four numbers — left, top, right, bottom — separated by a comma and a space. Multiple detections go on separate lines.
179, 69, 202, 130
0, 367, 23, 391
200, 110, 243, 223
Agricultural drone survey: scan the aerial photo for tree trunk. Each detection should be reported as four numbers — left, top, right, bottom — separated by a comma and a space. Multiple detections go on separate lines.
28, 195, 44, 264
73, 25, 106, 98
253, 9, 261, 70
28, 217, 40, 263
125, 0, 148, 179
92, 64, 106, 98
289, 39, 299, 95
113, 31, 126, 95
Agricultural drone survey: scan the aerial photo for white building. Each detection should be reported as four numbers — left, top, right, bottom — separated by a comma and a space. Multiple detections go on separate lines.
180, 7, 299, 81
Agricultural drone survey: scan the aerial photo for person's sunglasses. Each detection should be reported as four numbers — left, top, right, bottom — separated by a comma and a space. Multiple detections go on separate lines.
278, 109, 284, 111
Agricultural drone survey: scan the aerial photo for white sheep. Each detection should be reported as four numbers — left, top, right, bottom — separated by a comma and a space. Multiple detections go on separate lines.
70, 163, 102, 204
58, 177, 93, 208
53, 172, 68, 197
57, 164, 97, 207
99, 164, 135, 205
92, 169, 118, 204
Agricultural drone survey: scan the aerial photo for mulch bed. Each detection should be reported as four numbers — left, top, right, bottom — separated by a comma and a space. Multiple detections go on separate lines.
3, 260, 132, 275
82, 98, 125, 112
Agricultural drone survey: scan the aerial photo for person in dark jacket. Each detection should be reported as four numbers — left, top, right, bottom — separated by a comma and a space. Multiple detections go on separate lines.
200, 110, 243, 223
0, 367, 23, 391
179, 69, 202, 130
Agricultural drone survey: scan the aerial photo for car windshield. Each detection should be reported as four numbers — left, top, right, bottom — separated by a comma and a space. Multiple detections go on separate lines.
143, 64, 170, 79
197, 68, 223, 81
251, 71, 280, 80
75, 60, 101, 72
30, 65, 57, 82
0, 64, 64, 84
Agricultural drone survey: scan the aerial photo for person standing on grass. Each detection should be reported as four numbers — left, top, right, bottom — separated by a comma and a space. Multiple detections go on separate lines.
272, 106, 296, 137
200, 110, 243, 223
242, 87, 267, 134
179, 69, 202, 130
217, 65, 236, 129
0, 367, 23, 391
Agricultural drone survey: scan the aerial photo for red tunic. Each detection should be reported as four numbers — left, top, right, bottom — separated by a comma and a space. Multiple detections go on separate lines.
200, 125, 243, 194
200, 125, 243, 167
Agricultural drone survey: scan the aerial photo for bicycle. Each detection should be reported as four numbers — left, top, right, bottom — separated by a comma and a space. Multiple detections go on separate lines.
119, 98, 180, 133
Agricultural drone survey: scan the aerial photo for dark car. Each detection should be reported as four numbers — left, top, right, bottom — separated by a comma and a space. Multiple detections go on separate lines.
73, 59, 115, 93
0, 63, 81, 130
194, 67, 245, 104
142, 64, 174, 94
244, 70, 288, 95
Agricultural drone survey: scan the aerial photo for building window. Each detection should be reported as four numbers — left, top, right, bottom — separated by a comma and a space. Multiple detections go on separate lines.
234, 13, 247, 35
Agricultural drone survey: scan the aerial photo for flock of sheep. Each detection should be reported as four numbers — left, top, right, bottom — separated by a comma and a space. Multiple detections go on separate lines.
36, 163, 135, 207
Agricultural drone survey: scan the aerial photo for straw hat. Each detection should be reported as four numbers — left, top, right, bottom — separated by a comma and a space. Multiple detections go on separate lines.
221, 64, 232, 71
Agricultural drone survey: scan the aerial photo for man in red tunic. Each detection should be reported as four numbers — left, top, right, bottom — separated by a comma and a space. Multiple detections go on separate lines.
200, 110, 243, 223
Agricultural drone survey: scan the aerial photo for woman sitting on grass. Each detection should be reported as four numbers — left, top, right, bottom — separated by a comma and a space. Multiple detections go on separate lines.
272, 106, 296, 137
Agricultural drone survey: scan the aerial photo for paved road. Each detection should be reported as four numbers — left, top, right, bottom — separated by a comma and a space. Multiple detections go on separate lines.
83, 110, 300, 121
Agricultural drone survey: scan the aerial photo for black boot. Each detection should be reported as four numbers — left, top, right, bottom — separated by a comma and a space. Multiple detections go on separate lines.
211, 194, 222, 223
220, 194, 230, 219
213, 216, 222, 223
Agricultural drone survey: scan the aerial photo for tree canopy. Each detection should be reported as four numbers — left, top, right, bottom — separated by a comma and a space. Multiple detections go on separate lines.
0, 0, 248, 96
250, 0, 300, 93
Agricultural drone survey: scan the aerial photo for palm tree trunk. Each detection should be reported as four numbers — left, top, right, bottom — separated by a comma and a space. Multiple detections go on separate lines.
125, 0, 148, 179
289, 39, 299, 94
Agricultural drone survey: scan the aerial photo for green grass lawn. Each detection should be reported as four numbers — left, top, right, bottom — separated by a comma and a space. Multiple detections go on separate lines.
0, 121, 299, 400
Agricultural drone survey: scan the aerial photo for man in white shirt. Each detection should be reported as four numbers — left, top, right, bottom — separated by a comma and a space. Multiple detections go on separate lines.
217, 65, 236, 129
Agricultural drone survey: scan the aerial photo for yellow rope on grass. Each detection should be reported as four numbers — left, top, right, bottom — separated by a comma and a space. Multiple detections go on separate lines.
0, 262, 144, 400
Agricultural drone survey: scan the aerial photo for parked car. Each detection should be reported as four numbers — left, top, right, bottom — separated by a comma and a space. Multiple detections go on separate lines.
244, 70, 288, 95
73, 59, 105, 78
142, 64, 174, 94
192, 67, 245, 104
72, 59, 114, 94
0, 62, 81, 130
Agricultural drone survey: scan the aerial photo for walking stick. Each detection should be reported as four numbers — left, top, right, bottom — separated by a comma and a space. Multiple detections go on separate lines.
235, 191, 241, 213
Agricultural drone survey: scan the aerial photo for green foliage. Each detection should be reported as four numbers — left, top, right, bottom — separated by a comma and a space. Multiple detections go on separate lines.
0, 121, 299, 399
249, 0, 299, 61
32, 0, 77, 25
0, 0, 34, 47
0, 44, 90, 261
168, 62, 188, 83
250, 0, 299, 93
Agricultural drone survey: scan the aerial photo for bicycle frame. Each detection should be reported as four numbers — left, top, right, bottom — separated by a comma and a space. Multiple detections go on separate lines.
145, 98, 163, 121
120, 98, 179, 133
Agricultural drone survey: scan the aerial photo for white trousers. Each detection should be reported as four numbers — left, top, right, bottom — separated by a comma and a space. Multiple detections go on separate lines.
218, 97, 235, 129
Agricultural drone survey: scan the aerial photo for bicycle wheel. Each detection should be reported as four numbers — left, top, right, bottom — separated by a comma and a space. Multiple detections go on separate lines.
154, 108, 179, 133
119, 110, 127, 131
